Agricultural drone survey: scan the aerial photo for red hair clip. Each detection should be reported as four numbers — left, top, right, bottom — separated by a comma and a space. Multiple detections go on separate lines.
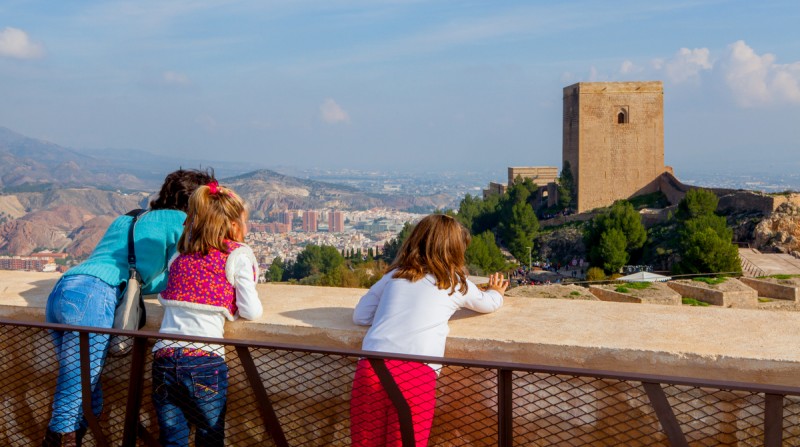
207, 181, 220, 195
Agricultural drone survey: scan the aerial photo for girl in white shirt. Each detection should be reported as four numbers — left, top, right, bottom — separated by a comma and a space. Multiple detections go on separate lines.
152, 181, 263, 447
351, 214, 508, 447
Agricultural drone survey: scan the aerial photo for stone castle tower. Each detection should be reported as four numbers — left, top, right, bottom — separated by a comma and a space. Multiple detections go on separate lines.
563, 81, 665, 212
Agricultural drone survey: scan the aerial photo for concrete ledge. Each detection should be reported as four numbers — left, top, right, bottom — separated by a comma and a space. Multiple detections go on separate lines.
2, 271, 800, 387
740, 277, 800, 301
667, 278, 758, 308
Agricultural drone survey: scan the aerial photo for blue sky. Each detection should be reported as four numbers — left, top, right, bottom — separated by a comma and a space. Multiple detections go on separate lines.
1, 1, 799, 177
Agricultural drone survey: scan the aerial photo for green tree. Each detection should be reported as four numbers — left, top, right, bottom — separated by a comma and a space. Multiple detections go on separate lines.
557, 160, 575, 210
289, 244, 345, 282
598, 228, 629, 273
584, 200, 646, 272
466, 231, 508, 274
673, 190, 741, 275
382, 222, 415, 263
266, 256, 284, 282
456, 193, 500, 235
677, 227, 741, 274
499, 200, 539, 264
676, 188, 718, 220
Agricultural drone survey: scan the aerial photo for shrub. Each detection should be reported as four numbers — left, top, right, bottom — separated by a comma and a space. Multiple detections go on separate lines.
692, 276, 727, 285
626, 282, 651, 290
586, 267, 606, 282
569, 291, 582, 296
768, 274, 797, 280
682, 297, 710, 306
615, 286, 630, 293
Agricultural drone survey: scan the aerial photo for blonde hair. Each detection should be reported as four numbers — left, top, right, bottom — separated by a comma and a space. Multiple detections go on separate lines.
178, 182, 247, 255
389, 214, 471, 295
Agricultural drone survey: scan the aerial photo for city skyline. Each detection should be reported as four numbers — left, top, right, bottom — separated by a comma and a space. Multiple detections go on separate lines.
0, 1, 798, 175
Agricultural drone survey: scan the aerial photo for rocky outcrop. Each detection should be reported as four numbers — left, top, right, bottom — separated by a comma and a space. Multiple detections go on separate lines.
753, 203, 800, 254
537, 226, 586, 264
0, 205, 98, 254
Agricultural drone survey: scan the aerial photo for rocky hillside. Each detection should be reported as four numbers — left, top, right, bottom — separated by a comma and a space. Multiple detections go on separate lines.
225, 170, 384, 219
0, 190, 143, 256
753, 203, 800, 255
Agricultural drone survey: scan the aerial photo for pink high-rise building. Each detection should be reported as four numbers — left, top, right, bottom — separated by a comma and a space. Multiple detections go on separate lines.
279, 211, 294, 232
302, 210, 318, 232
328, 210, 344, 233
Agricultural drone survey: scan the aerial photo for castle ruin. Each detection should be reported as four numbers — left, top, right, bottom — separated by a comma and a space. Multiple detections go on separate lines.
563, 81, 667, 212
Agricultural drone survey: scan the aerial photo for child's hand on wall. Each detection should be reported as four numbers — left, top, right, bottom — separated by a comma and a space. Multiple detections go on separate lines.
486, 272, 509, 295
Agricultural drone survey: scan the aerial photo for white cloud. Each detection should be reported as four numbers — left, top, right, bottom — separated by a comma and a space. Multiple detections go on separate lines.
320, 98, 350, 124
620, 60, 639, 75
0, 27, 44, 59
658, 47, 712, 83
721, 40, 800, 107
163, 71, 190, 85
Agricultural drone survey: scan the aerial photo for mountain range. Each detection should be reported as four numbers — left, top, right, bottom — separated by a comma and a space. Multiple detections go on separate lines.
0, 126, 451, 256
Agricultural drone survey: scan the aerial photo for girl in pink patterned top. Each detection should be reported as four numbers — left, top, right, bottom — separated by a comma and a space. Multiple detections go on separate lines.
152, 181, 263, 447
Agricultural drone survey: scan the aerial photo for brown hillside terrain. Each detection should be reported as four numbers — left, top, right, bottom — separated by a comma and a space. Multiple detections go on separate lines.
754, 203, 800, 254
0, 205, 93, 254
0, 189, 142, 256
0, 195, 26, 219
66, 215, 117, 258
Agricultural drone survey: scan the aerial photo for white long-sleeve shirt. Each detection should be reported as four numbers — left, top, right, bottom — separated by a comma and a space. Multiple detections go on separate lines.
353, 270, 503, 360
154, 246, 263, 357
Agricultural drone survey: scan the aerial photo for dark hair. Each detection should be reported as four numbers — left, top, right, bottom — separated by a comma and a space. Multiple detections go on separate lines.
150, 168, 215, 212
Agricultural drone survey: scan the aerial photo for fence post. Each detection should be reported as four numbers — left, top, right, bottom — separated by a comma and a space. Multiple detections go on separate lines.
764, 393, 784, 447
642, 382, 689, 447
121, 336, 149, 447
497, 369, 513, 447
79, 331, 109, 447
235, 346, 290, 447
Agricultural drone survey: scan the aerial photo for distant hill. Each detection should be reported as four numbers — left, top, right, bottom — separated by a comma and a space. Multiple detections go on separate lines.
0, 126, 153, 190
225, 169, 455, 219
0, 126, 266, 191
225, 169, 384, 219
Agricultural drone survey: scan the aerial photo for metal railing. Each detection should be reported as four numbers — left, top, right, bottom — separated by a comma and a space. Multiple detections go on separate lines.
3, 318, 800, 446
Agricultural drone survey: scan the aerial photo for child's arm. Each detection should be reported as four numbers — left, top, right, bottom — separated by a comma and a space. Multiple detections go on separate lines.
461, 272, 507, 313
353, 271, 392, 325
230, 246, 263, 320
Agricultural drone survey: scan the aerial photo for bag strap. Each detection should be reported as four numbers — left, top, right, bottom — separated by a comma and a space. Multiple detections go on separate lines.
125, 209, 147, 270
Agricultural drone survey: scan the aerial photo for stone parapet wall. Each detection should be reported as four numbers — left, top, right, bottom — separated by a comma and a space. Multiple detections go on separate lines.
3, 271, 799, 386
3, 271, 800, 445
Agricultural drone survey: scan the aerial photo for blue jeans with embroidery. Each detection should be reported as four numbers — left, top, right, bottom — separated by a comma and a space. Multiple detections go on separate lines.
152, 351, 229, 447
45, 274, 118, 433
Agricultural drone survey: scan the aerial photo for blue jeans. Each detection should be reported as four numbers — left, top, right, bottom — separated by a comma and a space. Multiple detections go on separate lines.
152, 351, 229, 447
45, 274, 118, 433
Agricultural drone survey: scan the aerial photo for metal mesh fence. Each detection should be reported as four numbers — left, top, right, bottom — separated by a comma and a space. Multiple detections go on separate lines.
2, 320, 800, 446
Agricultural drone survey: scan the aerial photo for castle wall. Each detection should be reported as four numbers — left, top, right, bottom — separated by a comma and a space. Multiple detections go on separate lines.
507, 166, 558, 187
563, 82, 665, 212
